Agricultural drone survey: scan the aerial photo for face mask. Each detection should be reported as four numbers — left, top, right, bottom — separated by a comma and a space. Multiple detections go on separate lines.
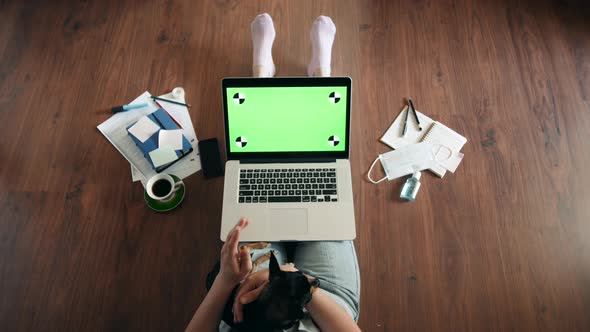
367, 142, 437, 183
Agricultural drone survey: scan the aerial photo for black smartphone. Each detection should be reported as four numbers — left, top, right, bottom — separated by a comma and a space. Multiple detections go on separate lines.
198, 138, 224, 178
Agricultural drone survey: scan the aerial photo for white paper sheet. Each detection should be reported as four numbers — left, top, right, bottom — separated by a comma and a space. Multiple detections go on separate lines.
131, 165, 148, 186
438, 151, 464, 173
149, 147, 178, 167
158, 129, 183, 150
98, 91, 201, 186
128, 116, 160, 142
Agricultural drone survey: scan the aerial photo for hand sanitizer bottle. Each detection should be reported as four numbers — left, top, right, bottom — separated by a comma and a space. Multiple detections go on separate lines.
400, 172, 422, 201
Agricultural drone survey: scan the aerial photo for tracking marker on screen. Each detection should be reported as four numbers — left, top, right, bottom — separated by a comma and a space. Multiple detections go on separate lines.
329, 92, 341, 104
328, 135, 340, 146
235, 136, 248, 147
233, 93, 246, 105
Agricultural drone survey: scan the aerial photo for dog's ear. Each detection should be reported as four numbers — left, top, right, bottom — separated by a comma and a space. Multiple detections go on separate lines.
310, 278, 320, 288
309, 278, 320, 295
269, 250, 280, 278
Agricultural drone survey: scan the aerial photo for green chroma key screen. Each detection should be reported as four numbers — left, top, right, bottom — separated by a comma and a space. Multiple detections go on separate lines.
226, 86, 348, 153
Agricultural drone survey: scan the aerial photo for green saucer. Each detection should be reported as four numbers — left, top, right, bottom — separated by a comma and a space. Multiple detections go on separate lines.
144, 175, 185, 212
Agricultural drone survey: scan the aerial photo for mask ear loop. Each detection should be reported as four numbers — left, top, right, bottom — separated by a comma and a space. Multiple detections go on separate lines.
367, 157, 387, 184
432, 144, 453, 162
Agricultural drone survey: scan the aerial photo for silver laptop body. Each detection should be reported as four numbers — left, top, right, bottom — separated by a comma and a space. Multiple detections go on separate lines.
220, 77, 356, 241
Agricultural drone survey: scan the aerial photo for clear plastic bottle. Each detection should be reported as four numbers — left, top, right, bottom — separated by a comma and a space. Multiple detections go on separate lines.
400, 172, 422, 201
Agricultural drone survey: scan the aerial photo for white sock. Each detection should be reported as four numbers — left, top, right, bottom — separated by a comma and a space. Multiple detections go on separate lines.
251, 13, 276, 77
308, 15, 336, 77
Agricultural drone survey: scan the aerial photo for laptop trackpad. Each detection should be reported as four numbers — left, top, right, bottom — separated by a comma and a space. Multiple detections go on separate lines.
269, 209, 309, 236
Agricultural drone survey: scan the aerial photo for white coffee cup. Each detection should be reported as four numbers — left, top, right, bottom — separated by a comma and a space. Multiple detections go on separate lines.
146, 174, 183, 201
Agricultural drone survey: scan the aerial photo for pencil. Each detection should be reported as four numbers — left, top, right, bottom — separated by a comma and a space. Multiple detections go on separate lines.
402, 105, 410, 136
151, 95, 191, 108
408, 98, 422, 131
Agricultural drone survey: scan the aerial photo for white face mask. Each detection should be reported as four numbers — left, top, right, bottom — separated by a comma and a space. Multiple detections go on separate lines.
367, 142, 437, 183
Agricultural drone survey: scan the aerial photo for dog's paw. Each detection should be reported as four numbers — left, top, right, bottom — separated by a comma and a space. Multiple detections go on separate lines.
240, 242, 271, 251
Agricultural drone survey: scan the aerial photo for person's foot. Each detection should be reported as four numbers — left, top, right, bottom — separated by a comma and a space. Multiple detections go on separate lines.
307, 16, 336, 77
251, 13, 276, 77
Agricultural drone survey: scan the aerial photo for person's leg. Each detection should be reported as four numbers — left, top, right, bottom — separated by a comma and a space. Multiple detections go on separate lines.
251, 13, 276, 78
293, 241, 360, 321
307, 16, 336, 77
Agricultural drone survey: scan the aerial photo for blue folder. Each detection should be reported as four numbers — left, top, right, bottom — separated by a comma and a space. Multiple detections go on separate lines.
127, 108, 193, 172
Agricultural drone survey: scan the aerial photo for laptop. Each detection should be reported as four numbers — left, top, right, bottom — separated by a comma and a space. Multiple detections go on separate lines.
220, 77, 356, 241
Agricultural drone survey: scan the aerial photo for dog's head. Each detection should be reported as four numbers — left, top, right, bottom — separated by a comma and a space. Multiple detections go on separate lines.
234, 251, 319, 332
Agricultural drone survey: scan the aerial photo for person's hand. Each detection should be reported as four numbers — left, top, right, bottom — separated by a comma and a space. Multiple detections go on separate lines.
232, 263, 298, 323
217, 218, 253, 288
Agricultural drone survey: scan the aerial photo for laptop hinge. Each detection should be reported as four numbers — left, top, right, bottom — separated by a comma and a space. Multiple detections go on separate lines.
240, 158, 336, 164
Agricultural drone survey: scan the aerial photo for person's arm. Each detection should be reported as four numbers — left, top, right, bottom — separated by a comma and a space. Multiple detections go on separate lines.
305, 288, 361, 332
185, 277, 235, 332
185, 219, 253, 332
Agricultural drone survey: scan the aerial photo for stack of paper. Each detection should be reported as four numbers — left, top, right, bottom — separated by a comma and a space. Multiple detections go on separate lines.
97, 91, 201, 186
381, 105, 466, 178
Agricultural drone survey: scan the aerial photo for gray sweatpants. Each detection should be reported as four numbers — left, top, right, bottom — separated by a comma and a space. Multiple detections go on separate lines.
243, 241, 360, 321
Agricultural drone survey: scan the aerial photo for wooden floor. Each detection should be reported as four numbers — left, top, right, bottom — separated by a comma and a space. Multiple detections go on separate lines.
1, 0, 589, 331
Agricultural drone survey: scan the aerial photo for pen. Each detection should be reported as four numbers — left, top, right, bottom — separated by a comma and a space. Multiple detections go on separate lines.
151, 95, 191, 108
408, 98, 422, 131
111, 102, 148, 113
402, 105, 410, 137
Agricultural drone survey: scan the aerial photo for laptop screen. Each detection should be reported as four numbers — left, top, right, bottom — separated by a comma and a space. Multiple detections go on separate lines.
222, 77, 351, 160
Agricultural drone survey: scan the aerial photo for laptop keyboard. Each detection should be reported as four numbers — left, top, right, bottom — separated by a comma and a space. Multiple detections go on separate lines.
238, 168, 338, 203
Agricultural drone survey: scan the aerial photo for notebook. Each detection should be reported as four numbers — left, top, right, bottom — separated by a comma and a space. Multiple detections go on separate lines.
420, 121, 467, 177
127, 108, 193, 172
380, 106, 435, 149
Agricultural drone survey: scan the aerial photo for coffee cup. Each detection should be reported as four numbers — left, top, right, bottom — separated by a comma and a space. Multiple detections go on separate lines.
146, 174, 183, 201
